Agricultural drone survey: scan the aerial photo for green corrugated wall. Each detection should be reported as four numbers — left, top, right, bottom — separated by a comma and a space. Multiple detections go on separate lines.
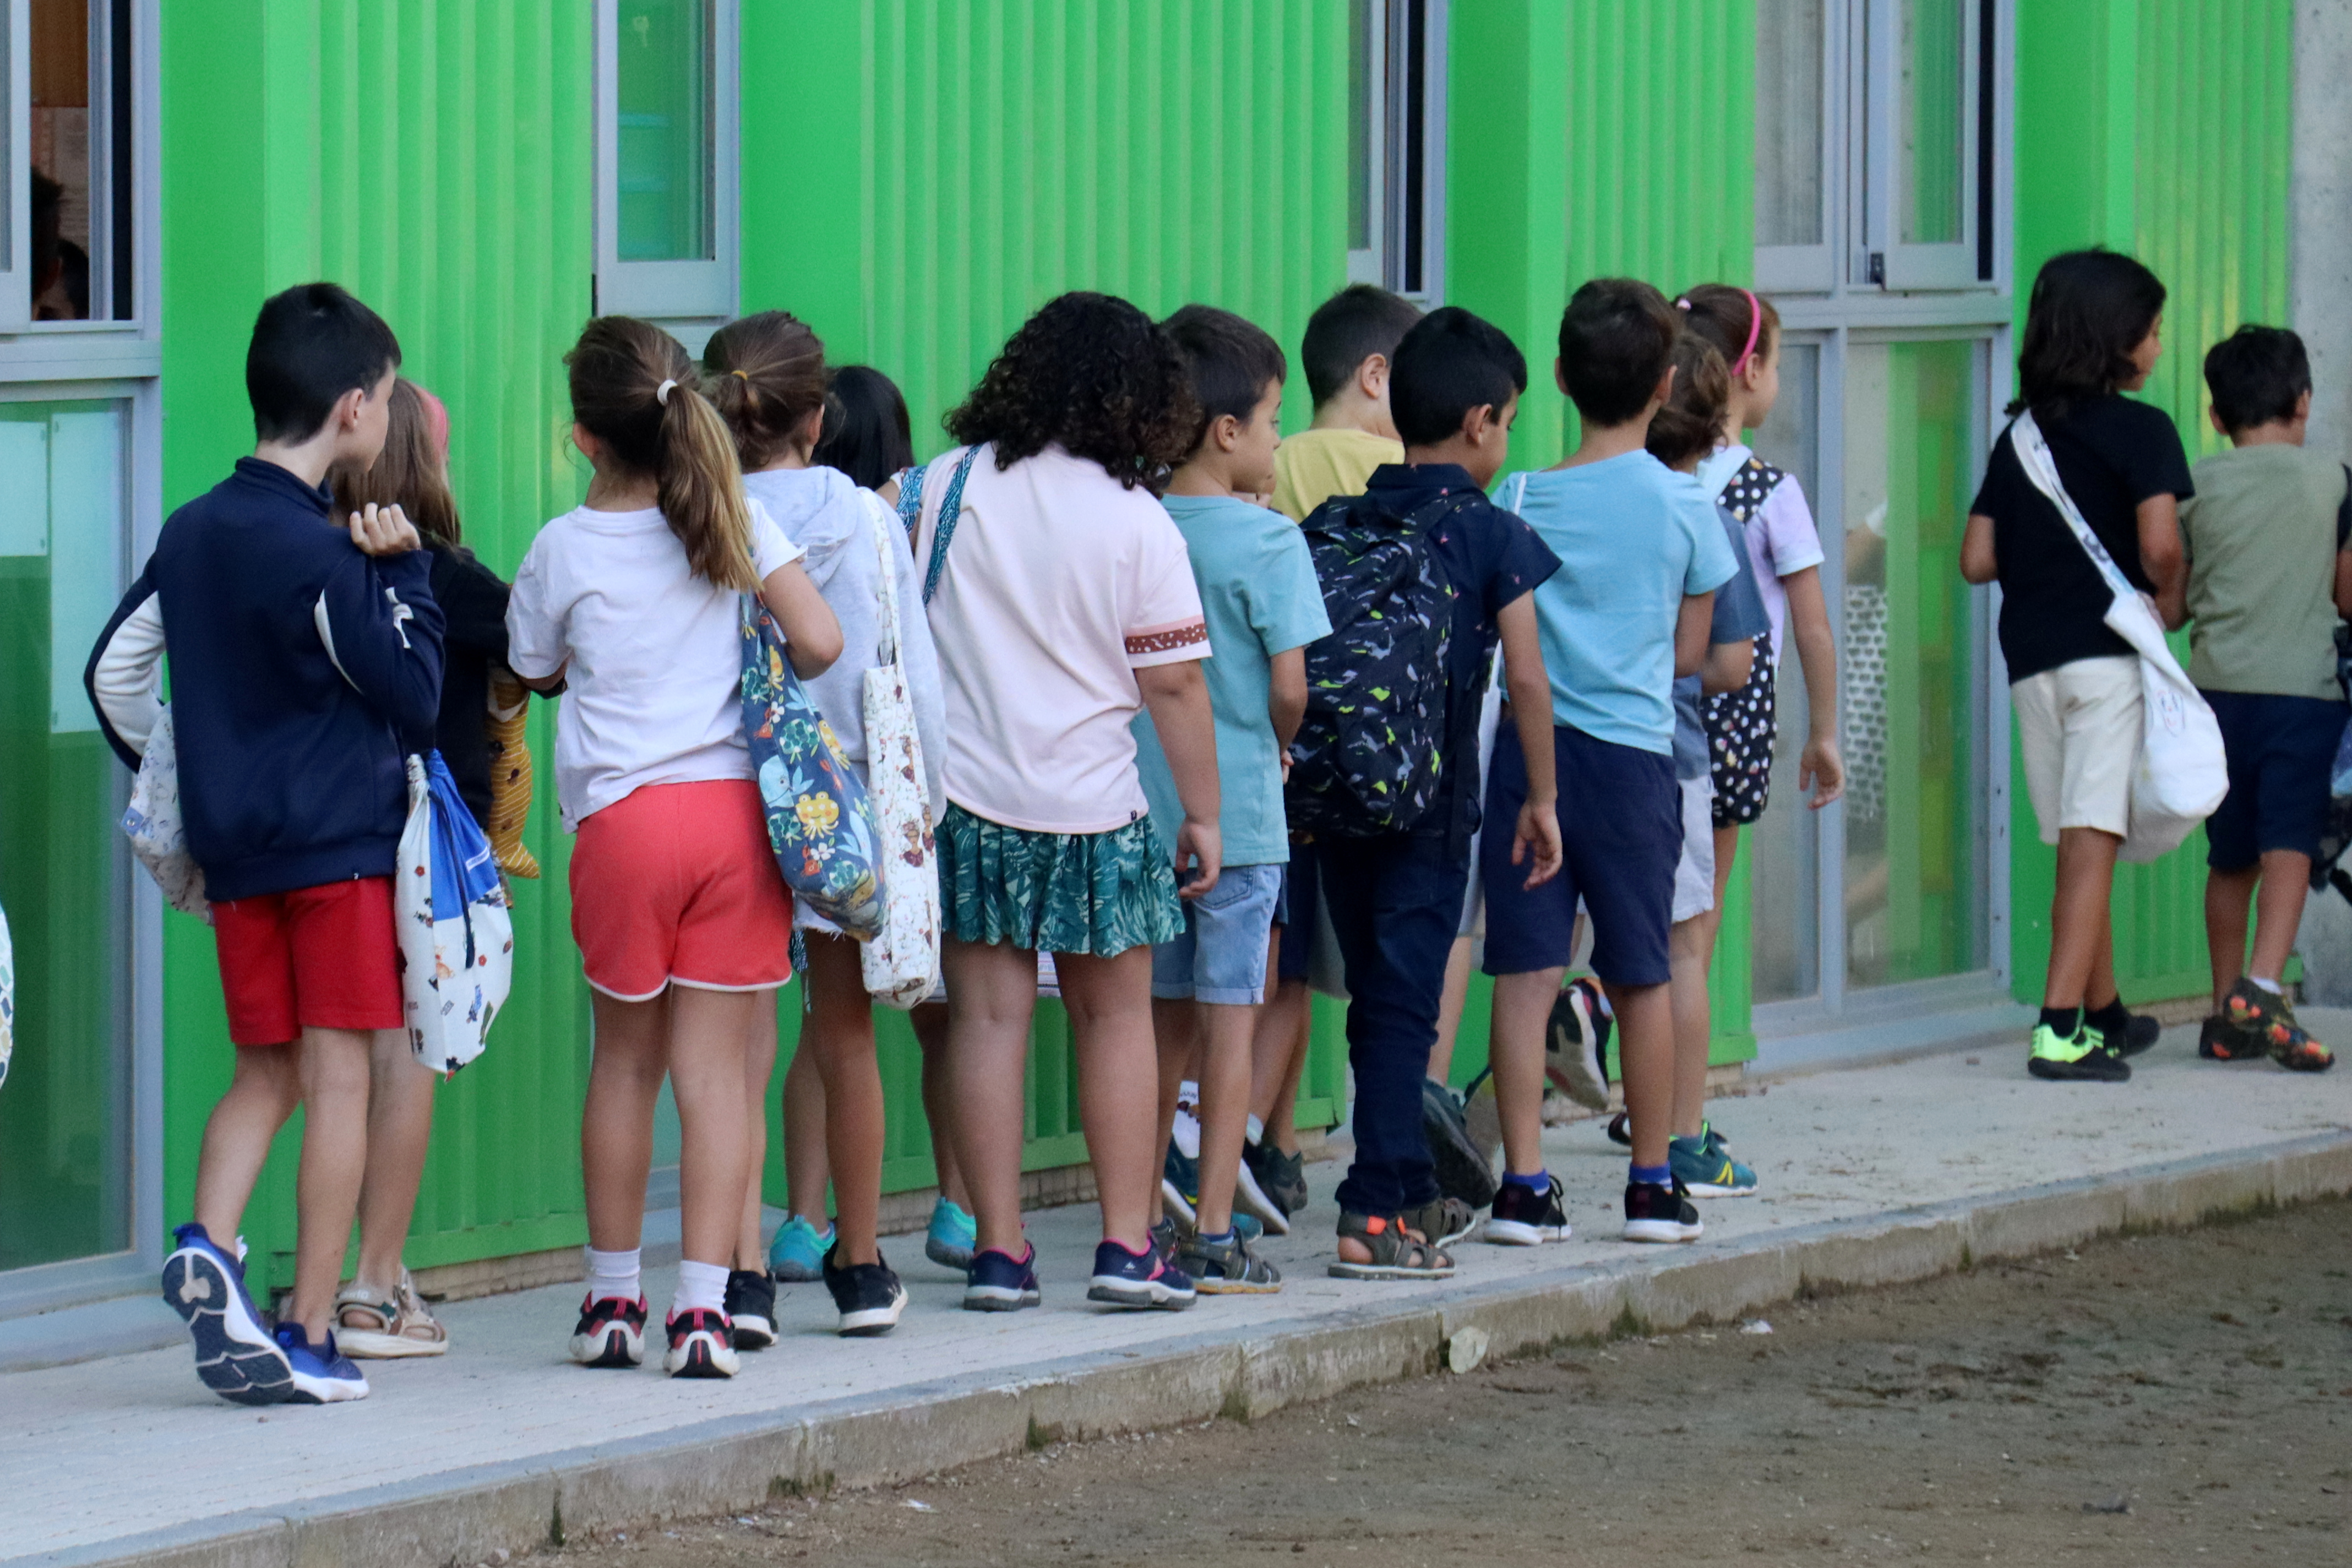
2010, 0, 2296, 1006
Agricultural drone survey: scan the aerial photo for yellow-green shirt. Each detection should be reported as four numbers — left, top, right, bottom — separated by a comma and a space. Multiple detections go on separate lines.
1271, 427, 1402, 522
2181, 442, 2348, 702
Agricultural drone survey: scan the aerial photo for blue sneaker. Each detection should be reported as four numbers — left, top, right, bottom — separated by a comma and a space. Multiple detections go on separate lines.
767, 1213, 834, 1283
1160, 1140, 1199, 1229
270, 1321, 371, 1403
963, 1243, 1042, 1311
924, 1196, 976, 1272
1086, 1239, 1196, 1310
161, 1223, 296, 1406
1669, 1132, 1757, 1197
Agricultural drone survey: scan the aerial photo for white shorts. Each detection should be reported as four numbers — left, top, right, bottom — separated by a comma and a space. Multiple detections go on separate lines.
2011, 655, 2141, 844
1672, 775, 1717, 924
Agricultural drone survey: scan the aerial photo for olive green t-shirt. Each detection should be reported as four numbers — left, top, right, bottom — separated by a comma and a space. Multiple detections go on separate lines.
2181, 443, 2349, 701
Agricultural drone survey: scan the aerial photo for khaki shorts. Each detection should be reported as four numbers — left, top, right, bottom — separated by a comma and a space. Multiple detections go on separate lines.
2011, 655, 2141, 844
1672, 775, 1717, 924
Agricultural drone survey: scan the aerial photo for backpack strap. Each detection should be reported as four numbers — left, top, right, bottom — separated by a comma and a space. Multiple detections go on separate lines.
918, 447, 984, 608
894, 462, 926, 545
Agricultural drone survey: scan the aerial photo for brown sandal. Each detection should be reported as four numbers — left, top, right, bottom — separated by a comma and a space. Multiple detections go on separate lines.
1328, 1211, 1456, 1281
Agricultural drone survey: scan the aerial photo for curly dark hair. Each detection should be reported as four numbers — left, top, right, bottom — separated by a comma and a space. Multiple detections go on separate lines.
944, 292, 1197, 490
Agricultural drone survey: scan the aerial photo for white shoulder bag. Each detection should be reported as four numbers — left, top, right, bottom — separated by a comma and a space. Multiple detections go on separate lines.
2010, 411, 2228, 862
857, 488, 944, 1008
122, 705, 211, 917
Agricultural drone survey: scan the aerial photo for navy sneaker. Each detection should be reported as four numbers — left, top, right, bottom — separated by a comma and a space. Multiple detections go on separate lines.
1243, 1136, 1309, 1217
963, 1244, 1042, 1312
1086, 1240, 1196, 1310
270, 1321, 371, 1403
823, 1245, 908, 1337
161, 1222, 297, 1406
725, 1268, 777, 1351
1161, 1139, 1200, 1229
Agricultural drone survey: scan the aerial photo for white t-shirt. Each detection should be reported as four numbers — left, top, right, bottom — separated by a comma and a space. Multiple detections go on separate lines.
1697, 443, 1827, 667
505, 499, 804, 831
913, 443, 1208, 834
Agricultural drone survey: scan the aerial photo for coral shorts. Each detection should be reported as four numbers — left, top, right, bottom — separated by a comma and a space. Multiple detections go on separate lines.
570, 779, 793, 1001
211, 878, 404, 1047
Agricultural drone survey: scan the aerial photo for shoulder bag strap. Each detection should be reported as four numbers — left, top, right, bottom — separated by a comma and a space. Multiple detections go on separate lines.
2010, 411, 2141, 608
868, 489, 904, 668
895, 461, 927, 543
921, 447, 984, 608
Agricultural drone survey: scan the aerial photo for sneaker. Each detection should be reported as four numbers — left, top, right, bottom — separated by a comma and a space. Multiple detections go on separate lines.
2199, 1011, 2267, 1061
1176, 1228, 1282, 1294
1460, 1066, 1502, 1163
1400, 1194, 1481, 1250
725, 1268, 778, 1351
1231, 1144, 1291, 1237
1623, 1178, 1703, 1244
569, 1293, 649, 1367
1243, 1137, 1309, 1217
963, 1244, 1042, 1312
334, 1268, 450, 1359
1086, 1239, 1197, 1310
270, 1322, 371, 1403
1485, 1176, 1572, 1245
767, 1213, 834, 1283
2222, 977, 2336, 1073
1547, 977, 1613, 1110
1670, 1132, 1758, 1197
1422, 1077, 1499, 1207
2027, 1021, 2131, 1082
161, 1223, 296, 1406
662, 1306, 739, 1378
823, 1246, 908, 1337
1605, 1111, 1632, 1147
923, 1196, 977, 1271
2110, 1007, 2163, 1057
1161, 1139, 1200, 1229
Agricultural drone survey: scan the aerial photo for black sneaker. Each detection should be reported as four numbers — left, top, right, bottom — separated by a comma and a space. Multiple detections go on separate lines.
823, 1246, 908, 1337
2116, 1009, 2163, 1057
1486, 1176, 1572, 1245
1547, 977, 1613, 1110
662, 1306, 739, 1378
1244, 1137, 1309, 1217
568, 1293, 649, 1368
725, 1268, 777, 1351
2027, 1020, 2131, 1082
1421, 1077, 1499, 1207
1623, 1178, 1703, 1244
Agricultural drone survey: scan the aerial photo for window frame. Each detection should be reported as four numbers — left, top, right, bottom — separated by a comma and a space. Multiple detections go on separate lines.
1859, 0, 1985, 291
1345, 0, 1447, 306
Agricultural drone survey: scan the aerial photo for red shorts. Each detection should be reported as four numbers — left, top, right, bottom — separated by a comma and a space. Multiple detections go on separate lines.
211, 878, 405, 1046
570, 779, 793, 1001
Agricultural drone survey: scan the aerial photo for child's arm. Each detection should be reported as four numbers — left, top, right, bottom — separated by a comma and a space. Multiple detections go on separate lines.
85, 564, 165, 767
1700, 636, 1755, 695
1266, 646, 1307, 764
1673, 591, 1715, 678
1136, 660, 1222, 898
2334, 543, 2352, 620
1496, 595, 1562, 889
1959, 513, 1997, 583
1781, 565, 1845, 809
2138, 494, 2187, 629
759, 559, 845, 678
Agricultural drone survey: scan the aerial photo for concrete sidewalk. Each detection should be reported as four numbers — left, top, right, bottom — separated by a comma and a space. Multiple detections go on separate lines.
9, 1015, 2351, 1568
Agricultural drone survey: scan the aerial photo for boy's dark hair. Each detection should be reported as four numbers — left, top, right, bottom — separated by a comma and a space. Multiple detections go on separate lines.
703, 311, 828, 471
1558, 278, 1680, 427
1163, 303, 1288, 450
1301, 284, 1424, 406
1389, 306, 1528, 447
1646, 335, 1731, 470
2203, 325, 2310, 434
2011, 249, 2166, 420
246, 283, 401, 443
946, 291, 1196, 490
812, 365, 916, 491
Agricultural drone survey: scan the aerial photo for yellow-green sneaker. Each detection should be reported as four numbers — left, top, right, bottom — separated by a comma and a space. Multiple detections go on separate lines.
2027, 1021, 2130, 1083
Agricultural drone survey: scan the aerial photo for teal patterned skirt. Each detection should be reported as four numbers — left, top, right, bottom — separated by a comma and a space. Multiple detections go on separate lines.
937, 804, 1183, 957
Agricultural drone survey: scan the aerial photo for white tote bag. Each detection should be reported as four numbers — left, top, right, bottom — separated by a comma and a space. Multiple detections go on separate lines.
2011, 412, 2228, 862
396, 752, 514, 1072
856, 490, 944, 1009
121, 705, 210, 917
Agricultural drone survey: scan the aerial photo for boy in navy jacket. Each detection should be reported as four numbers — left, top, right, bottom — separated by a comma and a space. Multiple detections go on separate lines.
88, 282, 440, 1404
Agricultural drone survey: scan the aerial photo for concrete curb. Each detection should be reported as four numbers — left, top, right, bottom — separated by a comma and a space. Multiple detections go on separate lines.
27, 1131, 2352, 1568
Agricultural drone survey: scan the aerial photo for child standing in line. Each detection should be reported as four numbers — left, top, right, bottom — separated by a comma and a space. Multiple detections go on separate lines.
507, 317, 842, 1379
910, 292, 1222, 1313
705, 313, 950, 1337
1136, 306, 1332, 1291
1484, 280, 1737, 1247
2179, 325, 2342, 1073
1961, 251, 2188, 1082
89, 284, 439, 1404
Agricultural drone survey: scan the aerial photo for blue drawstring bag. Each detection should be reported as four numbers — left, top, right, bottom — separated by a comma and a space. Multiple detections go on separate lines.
395, 751, 513, 1073
739, 597, 886, 940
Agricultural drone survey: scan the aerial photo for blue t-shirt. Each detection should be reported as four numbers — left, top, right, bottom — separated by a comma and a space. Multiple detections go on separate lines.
1672, 501, 1772, 780
1133, 495, 1333, 865
1499, 453, 1738, 756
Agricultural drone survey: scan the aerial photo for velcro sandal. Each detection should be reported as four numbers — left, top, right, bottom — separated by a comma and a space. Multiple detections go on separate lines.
1329, 1211, 1455, 1281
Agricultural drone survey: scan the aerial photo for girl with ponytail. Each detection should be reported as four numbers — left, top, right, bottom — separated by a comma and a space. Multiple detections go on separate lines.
505, 315, 842, 1381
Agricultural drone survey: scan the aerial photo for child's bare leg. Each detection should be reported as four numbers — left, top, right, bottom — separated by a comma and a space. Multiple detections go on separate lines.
1250, 970, 1311, 1151
1487, 967, 1567, 1178
781, 1033, 829, 1224
192, 1044, 303, 1247
1425, 935, 1475, 1084
1605, 981, 1675, 1170
734, 1001, 780, 1269
1192, 1001, 1257, 1237
2203, 865, 2258, 1010
943, 939, 1039, 1258
2250, 850, 2312, 983
909, 1000, 970, 1208
286, 1025, 374, 1341
668, 988, 760, 1270
1152, 995, 1198, 1153
2045, 827, 2122, 1010
803, 935, 886, 1265
582, 990, 670, 1255
1267, 1003, 1310, 1142
353, 1030, 435, 1293
1053, 946, 1161, 1252
1698, 823, 1740, 968
1667, 917, 1712, 1139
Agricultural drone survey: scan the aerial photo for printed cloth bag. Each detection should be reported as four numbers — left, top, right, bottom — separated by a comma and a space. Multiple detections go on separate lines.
396, 751, 514, 1073
483, 663, 541, 879
856, 489, 942, 1007
121, 705, 210, 917
2012, 412, 2228, 862
741, 598, 886, 940
0, 897, 13, 1092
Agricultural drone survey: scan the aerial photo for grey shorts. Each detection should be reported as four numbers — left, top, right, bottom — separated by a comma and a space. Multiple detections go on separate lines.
1151, 862, 1284, 1006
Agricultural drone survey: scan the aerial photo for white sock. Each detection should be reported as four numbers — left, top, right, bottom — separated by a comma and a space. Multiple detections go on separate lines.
1172, 1104, 1202, 1159
585, 1246, 641, 1304
2249, 973, 2283, 994
1245, 1113, 1266, 1146
673, 1259, 729, 1317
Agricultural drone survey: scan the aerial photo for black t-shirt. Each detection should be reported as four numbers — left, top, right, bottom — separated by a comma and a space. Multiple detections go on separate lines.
426, 543, 513, 826
1969, 395, 2193, 682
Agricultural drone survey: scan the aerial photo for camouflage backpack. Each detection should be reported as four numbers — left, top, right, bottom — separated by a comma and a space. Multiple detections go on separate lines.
1287, 489, 1475, 837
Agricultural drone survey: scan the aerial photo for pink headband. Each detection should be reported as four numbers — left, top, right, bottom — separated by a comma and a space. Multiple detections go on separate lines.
410, 382, 451, 468
1730, 288, 1763, 378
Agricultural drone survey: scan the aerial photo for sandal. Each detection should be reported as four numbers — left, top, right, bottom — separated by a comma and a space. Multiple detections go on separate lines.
335, 1268, 449, 1359
1328, 1211, 1455, 1281
1400, 1195, 1480, 1249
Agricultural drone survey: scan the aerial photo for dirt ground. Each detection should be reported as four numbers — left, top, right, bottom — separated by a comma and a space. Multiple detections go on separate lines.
554, 1199, 2352, 1566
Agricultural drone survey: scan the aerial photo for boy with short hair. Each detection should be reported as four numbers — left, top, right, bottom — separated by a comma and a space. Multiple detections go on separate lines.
90, 282, 443, 1402
1136, 305, 1333, 1291
1482, 279, 1738, 1246
1292, 305, 1564, 1280
2181, 324, 2343, 1073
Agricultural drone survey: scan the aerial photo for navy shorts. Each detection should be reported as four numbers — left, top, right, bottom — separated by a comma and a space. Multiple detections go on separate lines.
1274, 840, 1317, 983
1481, 721, 1679, 987
2202, 689, 2345, 869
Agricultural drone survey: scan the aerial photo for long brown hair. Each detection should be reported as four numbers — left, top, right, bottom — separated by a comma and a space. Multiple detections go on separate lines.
331, 377, 460, 547
565, 315, 756, 590
1645, 335, 1731, 470
702, 311, 827, 471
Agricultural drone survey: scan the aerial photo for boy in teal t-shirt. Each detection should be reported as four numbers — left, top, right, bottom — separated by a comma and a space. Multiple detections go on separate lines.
1133, 305, 1332, 1291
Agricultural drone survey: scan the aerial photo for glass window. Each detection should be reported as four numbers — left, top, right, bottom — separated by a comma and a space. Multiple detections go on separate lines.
0, 396, 131, 1273
1347, 0, 1374, 258
1345, 0, 1444, 301
615, 0, 713, 264
1897, 0, 1967, 246
23, 0, 130, 322
1756, 0, 1826, 249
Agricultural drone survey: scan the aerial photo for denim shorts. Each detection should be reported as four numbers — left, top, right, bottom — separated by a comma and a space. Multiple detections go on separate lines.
2202, 689, 2346, 868
1151, 862, 1284, 1005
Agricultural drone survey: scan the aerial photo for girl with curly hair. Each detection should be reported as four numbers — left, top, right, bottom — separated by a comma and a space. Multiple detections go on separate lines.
908, 291, 1222, 1312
